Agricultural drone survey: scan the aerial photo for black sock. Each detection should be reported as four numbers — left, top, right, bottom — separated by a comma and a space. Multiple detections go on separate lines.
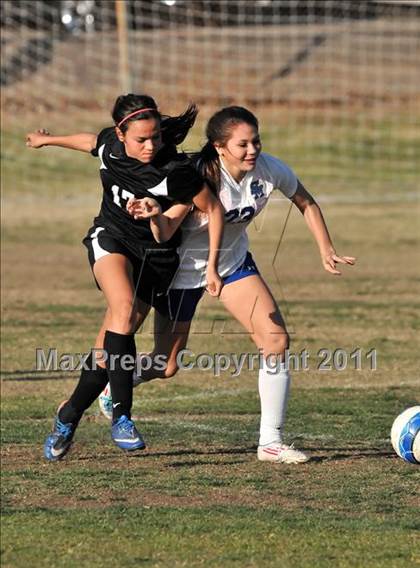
103, 330, 136, 421
59, 352, 108, 424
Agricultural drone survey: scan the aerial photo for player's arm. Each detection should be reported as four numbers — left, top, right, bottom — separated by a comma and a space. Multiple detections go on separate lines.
191, 184, 224, 297
126, 198, 190, 243
153, 202, 192, 241
26, 129, 97, 153
291, 180, 356, 275
127, 185, 225, 296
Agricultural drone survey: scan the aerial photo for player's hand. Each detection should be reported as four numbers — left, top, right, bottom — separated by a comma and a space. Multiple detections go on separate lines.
25, 129, 51, 148
205, 267, 223, 297
321, 250, 356, 275
126, 197, 162, 219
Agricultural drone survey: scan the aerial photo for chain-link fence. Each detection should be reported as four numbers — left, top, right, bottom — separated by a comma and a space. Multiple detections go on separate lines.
2, 0, 419, 197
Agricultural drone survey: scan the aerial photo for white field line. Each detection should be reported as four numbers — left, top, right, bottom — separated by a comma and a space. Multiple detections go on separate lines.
132, 388, 255, 406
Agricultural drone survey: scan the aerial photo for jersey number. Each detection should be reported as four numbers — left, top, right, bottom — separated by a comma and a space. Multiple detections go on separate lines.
111, 185, 135, 209
225, 206, 256, 224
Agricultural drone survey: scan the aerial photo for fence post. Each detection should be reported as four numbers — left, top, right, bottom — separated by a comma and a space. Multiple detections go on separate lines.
115, 0, 131, 93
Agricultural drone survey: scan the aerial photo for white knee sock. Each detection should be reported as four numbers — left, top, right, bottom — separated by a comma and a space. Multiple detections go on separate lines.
258, 358, 291, 446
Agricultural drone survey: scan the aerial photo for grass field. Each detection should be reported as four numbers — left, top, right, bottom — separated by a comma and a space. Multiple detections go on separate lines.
1, 121, 420, 567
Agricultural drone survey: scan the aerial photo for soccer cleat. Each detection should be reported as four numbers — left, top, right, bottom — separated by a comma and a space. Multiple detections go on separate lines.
44, 403, 77, 461
99, 381, 140, 421
111, 415, 146, 452
257, 442, 309, 464
98, 383, 113, 420
98, 353, 147, 420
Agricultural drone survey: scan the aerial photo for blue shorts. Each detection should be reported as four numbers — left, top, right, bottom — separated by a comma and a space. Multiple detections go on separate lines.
154, 252, 259, 322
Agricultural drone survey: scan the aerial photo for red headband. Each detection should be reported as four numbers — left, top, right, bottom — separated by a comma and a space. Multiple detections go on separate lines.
117, 107, 157, 128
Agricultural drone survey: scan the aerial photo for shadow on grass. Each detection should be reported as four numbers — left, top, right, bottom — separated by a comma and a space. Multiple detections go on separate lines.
152, 447, 256, 458
310, 449, 396, 463
69, 446, 397, 466
73, 446, 256, 461
1, 371, 75, 382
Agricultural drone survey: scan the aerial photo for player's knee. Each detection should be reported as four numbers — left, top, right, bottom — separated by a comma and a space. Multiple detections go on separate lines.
260, 331, 290, 358
109, 301, 139, 333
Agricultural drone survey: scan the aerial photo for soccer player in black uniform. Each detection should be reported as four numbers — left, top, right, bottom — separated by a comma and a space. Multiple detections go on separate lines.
26, 94, 224, 460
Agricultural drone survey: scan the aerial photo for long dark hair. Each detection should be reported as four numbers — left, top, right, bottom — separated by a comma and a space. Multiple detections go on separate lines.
198, 106, 259, 193
112, 93, 198, 147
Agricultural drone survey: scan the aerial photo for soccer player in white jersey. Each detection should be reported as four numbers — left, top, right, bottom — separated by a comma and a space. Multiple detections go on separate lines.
99, 106, 355, 464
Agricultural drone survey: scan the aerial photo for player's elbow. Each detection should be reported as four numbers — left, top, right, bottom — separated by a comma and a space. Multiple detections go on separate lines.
153, 229, 173, 244
154, 233, 166, 244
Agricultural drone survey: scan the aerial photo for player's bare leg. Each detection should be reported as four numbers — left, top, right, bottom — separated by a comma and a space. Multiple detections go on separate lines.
140, 311, 192, 380
219, 275, 309, 464
91, 253, 148, 450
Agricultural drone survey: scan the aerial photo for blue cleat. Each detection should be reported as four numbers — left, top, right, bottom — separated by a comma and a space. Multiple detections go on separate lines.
111, 415, 146, 452
44, 410, 77, 461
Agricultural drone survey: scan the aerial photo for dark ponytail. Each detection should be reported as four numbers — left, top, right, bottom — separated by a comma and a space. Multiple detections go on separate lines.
161, 103, 198, 146
198, 141, 220, 195
199, 106, 259, 194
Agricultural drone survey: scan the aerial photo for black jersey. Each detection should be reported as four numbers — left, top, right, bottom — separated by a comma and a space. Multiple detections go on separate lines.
90, 127, 204, 255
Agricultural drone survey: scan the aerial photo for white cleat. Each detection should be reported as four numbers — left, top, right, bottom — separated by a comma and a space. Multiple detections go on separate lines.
98, 353, 147, 420
98, 383, 113, 420
257, 442, 309, 464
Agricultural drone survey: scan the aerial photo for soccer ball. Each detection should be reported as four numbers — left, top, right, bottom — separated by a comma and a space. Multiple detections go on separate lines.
390, 406, 420, 464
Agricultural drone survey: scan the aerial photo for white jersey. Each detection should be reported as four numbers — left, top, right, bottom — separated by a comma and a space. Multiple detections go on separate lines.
171, 152, 298, 289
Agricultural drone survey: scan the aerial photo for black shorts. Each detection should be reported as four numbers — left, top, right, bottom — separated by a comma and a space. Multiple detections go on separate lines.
83, 225, 179, 308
